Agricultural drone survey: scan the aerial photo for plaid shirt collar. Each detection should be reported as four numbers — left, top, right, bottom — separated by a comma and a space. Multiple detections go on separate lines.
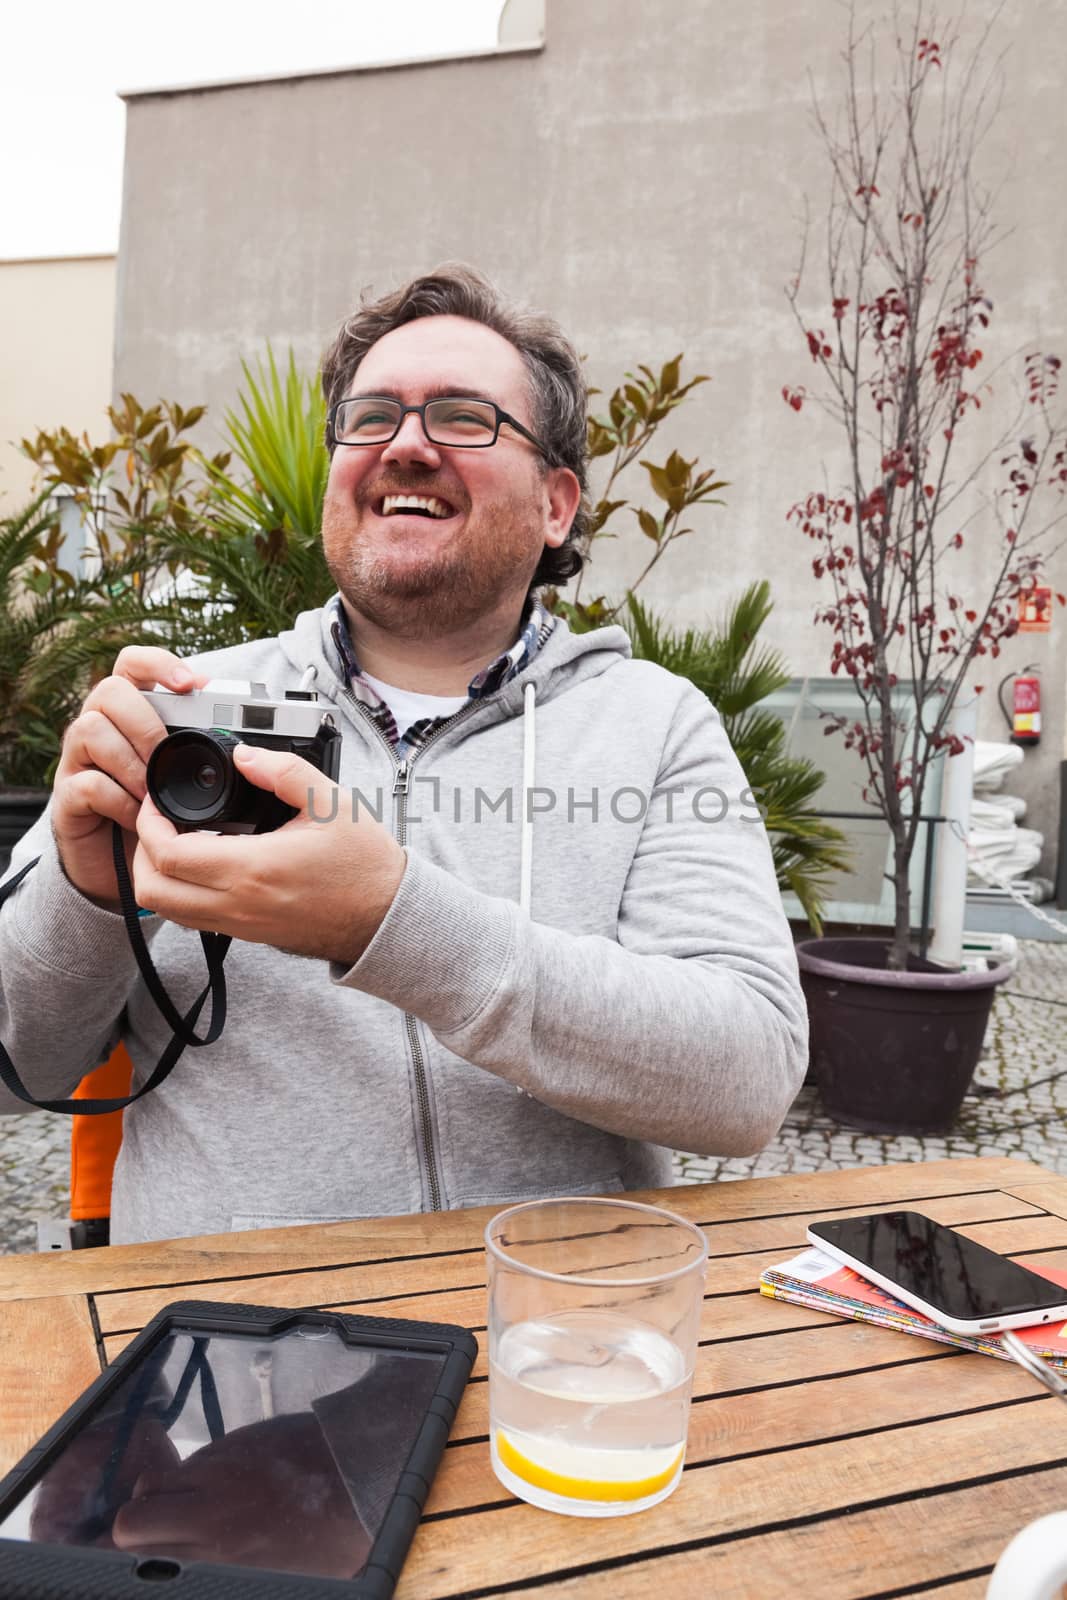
328, 595, 555, 756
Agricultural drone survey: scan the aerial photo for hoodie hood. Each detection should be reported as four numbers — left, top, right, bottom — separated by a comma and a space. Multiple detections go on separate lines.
276, 599, 633, 722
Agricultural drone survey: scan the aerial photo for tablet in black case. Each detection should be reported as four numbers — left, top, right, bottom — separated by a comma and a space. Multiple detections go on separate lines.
0, 1299, 478, 1599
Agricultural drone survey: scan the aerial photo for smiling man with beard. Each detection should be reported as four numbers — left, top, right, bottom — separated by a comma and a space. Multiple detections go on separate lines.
0, 264, 807, 1245
321, 314, 570, 651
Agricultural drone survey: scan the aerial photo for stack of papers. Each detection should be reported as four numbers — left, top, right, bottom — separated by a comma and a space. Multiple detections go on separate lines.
759, 1248, 1067, 1369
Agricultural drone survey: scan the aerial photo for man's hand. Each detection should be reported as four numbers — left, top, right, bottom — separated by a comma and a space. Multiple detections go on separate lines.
110, 1414, 371, 1577
133, 744, 407, 967
52, 647, 209, 911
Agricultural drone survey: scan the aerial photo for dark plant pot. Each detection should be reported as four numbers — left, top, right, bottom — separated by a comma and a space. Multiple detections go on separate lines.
0, 787, 49, 878
796, 937, 1013, 1136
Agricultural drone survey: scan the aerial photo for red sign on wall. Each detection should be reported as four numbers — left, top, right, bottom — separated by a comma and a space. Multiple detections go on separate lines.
1018, 586, 1053, 632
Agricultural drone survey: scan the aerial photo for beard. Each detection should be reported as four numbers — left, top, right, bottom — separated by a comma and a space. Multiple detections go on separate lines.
322, 482, 544, 639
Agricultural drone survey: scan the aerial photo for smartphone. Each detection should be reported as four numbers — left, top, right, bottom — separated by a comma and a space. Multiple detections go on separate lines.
0, 1299, 477, 1600
806, 1211, 1067, 1335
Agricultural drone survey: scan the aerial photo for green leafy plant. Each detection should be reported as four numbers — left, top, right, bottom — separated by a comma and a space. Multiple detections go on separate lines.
144, 348, 334, 651
218, 346, 328, 539
0, 494, 152, 787
548, 358, 728, 631
19, 350, 334, 664
22, 395, 226, 591
625, 584, 849, 932
2, 346, 334, 785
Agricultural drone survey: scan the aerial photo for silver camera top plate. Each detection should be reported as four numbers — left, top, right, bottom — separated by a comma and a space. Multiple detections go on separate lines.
143, 681, 332, 740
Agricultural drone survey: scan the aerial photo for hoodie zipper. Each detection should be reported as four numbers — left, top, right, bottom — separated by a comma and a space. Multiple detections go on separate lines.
340, 690, 480, 1212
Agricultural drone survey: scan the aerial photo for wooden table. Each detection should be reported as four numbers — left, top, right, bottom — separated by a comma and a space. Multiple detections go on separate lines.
3, 1157, 1067, 1598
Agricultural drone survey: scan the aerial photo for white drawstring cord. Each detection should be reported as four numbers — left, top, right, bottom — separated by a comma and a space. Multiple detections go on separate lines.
519, 683, 536, 916
516, 683, 537, 1098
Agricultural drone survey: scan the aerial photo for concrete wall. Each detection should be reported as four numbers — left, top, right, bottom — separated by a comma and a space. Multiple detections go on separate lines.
114, 0, 1067, 867
0, 256, 116, 508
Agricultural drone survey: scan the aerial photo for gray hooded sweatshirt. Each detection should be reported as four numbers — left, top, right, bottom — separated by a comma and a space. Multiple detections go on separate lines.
0, 608, 807, 1244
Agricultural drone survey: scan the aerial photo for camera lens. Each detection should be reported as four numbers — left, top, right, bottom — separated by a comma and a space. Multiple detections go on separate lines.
147, 730, 246, 826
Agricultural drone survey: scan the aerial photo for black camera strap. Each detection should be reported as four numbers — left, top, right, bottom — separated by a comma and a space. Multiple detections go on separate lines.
110, 822, 231, 1050
0, 824, 232, 1116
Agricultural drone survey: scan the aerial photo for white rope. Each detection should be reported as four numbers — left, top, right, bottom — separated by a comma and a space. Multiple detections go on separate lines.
966, 842, 1067, 938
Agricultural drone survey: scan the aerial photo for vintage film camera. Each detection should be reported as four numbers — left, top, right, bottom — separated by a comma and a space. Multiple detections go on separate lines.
143, 682, 341, 833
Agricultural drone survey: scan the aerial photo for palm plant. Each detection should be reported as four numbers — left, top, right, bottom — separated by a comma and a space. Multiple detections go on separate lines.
0, 494, 69, 786
0, 494, 154, 787
625, 584, 849, 931
1, 353, 331, 792
219, 346, 329, 538
146, 347, 334, 651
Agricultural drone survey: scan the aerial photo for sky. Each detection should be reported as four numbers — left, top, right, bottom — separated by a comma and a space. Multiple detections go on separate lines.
0, 1, 505, 260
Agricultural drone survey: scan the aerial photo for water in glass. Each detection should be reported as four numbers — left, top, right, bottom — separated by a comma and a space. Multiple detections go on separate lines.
490, 1307, 691, 1517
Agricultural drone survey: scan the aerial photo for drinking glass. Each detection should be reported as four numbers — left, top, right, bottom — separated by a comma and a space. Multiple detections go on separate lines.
485, 1196, 708, 1517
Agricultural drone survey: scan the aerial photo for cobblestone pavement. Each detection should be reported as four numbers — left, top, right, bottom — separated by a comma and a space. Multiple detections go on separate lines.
0, 1107, 71, 1254
2, 940, 1065, 1252
675, 938, 1067, 1184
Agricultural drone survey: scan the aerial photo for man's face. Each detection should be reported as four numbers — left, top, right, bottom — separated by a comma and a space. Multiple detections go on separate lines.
321, 315, 575, 637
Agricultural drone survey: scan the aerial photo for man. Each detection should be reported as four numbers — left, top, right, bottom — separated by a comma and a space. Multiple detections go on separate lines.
0, 265, 807, 1244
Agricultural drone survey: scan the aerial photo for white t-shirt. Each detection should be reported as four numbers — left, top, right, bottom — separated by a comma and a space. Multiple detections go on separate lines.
359, 671, 468, 739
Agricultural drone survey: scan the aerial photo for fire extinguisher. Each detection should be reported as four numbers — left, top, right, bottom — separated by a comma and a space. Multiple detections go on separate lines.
999, 667, 1041, 746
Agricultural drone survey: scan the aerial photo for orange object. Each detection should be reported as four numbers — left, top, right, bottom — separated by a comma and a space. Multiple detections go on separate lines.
1011, 674, 1042, 746
69, 1043, 131, 1220
1018, 586, 1053, 632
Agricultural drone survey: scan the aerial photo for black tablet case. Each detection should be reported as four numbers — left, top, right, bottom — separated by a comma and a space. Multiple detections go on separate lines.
0, 1299, 478, 1599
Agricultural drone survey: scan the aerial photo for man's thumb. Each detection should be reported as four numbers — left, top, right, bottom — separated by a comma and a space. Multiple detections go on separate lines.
233, 743, 337, 817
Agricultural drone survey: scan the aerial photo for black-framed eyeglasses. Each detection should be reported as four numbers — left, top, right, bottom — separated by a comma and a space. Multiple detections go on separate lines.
328, 395, 550, 457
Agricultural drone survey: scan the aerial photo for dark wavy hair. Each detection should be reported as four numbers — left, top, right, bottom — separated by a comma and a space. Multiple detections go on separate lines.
320, 263, 589, 590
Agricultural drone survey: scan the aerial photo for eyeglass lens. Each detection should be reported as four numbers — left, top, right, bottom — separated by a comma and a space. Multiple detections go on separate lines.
333, 397, 498, 446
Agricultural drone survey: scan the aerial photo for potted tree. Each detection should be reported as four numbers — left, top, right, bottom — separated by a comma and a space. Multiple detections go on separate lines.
783, 8, 1067, 1132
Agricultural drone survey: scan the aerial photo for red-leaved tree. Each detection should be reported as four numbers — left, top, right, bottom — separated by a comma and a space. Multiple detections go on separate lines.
785, 4, 1067, 969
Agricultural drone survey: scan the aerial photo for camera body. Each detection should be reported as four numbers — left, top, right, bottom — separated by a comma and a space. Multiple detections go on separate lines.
143, 682, 341, 833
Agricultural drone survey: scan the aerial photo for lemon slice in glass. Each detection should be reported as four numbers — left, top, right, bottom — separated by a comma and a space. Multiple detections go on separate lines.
495, 1430, 684, 1503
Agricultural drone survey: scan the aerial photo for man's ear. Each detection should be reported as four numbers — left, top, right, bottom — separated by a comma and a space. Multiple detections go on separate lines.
542, 467, 583, 550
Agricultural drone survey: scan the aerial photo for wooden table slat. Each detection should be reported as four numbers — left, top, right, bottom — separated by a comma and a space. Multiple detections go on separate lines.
91, 1188, 1062, 1336
100, 1282, 855, 1382
0, 1296, 100, 1475
999, 1177, 1067, 1223
424, 1346, 1043, 1515
136, 1295, 1047, 1454
0, 1157, 1040, 1303
912, 1586, 990, 1599
399, 1399, 1067, 1594
480, 1471, 1053, 1600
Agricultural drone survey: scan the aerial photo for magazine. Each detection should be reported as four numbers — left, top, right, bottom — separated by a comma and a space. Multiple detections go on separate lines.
759, 1248, 1067, 1369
